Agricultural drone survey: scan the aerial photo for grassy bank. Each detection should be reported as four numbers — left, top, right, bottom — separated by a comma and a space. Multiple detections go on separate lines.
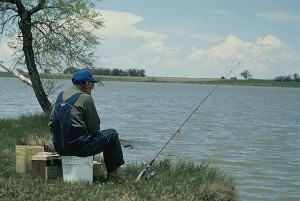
0, 114, 238, 200
1, 71, 300, 87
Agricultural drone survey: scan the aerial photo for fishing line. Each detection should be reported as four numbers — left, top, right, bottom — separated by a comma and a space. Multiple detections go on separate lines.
135, 62, 241, 182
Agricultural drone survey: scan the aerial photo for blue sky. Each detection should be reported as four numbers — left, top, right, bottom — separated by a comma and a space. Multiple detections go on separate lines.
94, 0, 300, 79
0, 0, 299, 79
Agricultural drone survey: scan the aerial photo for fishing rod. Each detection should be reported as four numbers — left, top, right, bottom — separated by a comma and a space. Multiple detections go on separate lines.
135, 62, 241, 182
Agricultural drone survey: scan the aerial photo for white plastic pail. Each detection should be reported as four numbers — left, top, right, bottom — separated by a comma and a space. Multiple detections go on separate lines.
61, 156, 93, 183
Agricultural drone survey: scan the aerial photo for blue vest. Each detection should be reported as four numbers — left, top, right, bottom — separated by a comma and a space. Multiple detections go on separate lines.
51, 92, 83, 155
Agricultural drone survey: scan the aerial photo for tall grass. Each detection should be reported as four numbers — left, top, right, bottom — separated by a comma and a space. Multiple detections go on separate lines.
0, 114, 238, 200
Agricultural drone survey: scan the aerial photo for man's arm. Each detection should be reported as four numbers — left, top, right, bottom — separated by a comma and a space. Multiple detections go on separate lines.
83, 96, 100, 135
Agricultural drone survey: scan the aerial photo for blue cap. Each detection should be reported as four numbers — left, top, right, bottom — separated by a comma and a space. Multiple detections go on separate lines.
72, 70, 98, 84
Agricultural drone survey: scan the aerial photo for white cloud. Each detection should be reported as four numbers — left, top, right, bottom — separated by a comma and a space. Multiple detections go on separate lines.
249, 36, 285, 62
97, 10, 166, 41
92, 10, 300, 79
280, 52, 298, 62
256, 35, 283, 48
188, 35, 252, 61
95, 10, 182, 68
186, 35, 298, 78
258, 10, 300, 22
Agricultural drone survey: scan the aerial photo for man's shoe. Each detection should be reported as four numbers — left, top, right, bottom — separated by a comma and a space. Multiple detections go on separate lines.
106, 171, 124, 183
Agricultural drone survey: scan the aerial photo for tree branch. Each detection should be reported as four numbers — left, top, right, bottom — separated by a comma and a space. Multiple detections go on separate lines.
0, 14, 18, 34
0, 61, 32, 87
0, 0, 16, 4
29, 0, 46, 14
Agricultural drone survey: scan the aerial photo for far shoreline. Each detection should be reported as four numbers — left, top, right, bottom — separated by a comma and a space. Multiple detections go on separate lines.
96, 75, 300, 88
1, 71, 300, 88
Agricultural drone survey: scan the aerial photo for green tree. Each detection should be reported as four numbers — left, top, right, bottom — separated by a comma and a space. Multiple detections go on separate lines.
0, 0, 104, 113
293, 73, 299, 82
240, 70, 252, 80
137, 69, 145, 77
112, 68, 122, 76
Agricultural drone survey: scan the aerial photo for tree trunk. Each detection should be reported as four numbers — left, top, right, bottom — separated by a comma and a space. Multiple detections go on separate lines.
18, 5, 51, 113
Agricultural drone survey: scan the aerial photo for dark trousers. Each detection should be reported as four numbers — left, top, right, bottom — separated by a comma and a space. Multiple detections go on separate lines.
71, 129, 125, 173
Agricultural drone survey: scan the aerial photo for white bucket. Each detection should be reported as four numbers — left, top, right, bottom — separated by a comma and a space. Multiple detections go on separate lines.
61, 156, 93, 183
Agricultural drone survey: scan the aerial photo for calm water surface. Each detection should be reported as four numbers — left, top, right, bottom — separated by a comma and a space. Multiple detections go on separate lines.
0, 77, 299, 200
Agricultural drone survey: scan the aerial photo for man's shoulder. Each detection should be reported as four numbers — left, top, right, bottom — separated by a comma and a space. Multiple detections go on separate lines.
78, 93, 94, 103
65, 87, 90, 100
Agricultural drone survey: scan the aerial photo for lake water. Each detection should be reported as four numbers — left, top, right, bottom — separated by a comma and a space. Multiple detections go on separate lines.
0, 77, 299, 200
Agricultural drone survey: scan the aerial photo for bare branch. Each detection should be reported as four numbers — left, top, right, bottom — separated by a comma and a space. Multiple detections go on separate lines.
0, 61, 32, 87
0, 14, 18, 33
29, 0, 46, 14
0, 0, 16, 4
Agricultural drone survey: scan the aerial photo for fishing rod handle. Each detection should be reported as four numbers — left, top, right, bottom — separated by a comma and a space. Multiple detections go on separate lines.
135, 164, 150, 182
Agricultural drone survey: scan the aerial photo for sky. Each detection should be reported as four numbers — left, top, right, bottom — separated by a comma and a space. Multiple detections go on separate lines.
94, 0, 300, 79
1, 0, 299, 79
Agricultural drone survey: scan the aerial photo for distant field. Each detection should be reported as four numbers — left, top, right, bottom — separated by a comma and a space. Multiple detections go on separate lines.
99, 75, 300, 87
1, 71, 300, 87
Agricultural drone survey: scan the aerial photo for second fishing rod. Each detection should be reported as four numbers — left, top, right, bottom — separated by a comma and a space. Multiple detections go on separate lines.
135, 62, 241, 182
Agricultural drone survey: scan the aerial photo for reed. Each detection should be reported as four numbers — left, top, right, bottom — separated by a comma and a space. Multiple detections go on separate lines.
0, 114, 238, 200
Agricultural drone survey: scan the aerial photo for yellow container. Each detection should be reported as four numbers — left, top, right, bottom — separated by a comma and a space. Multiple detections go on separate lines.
16, 146, 44, 173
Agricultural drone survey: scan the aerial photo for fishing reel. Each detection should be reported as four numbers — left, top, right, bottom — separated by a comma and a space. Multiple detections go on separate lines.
144, 171, 155, 180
